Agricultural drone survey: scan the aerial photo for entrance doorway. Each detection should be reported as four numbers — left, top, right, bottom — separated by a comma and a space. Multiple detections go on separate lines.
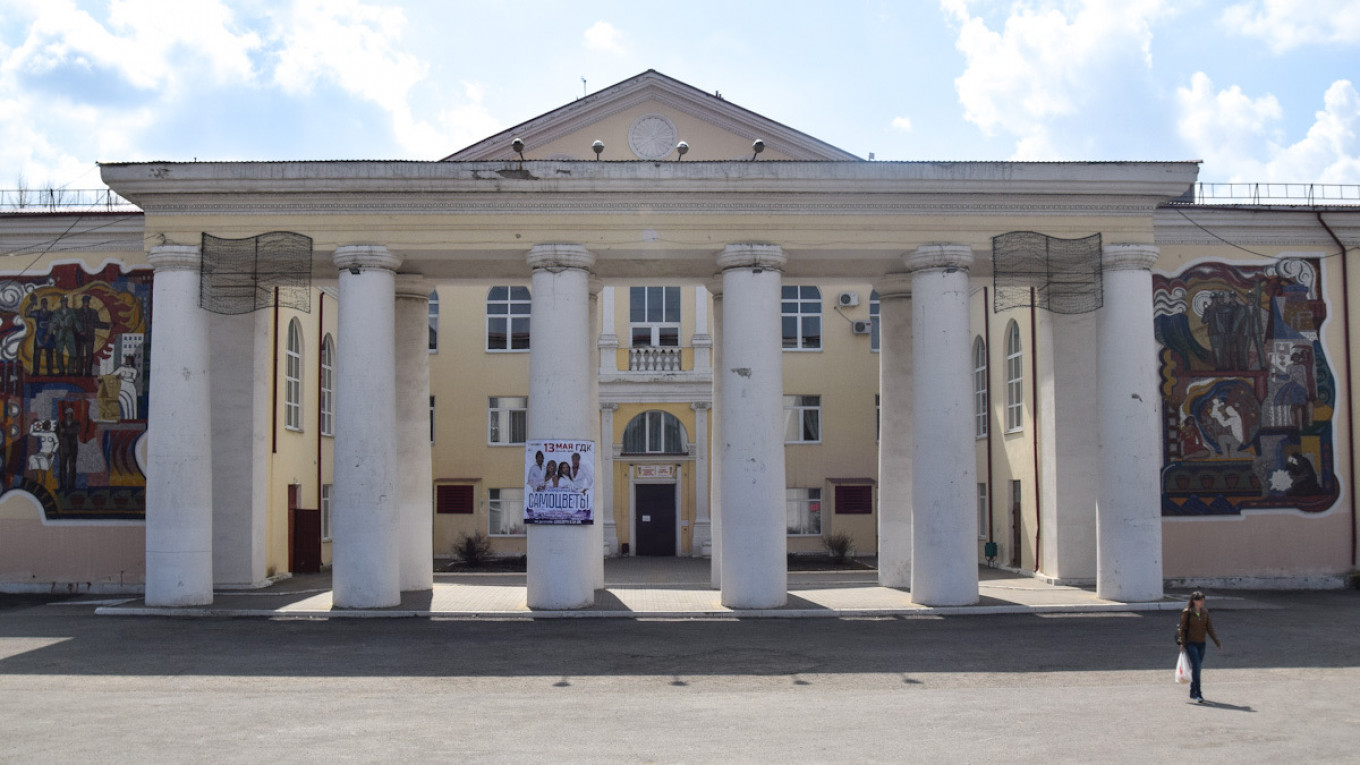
634, 483, 677, 556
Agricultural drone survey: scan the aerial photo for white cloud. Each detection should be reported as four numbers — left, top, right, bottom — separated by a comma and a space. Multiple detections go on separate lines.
1221, 0, 1360, 54
435, 82, 504, 157
1177, 73, 1360, 182
583, 21, 627, 55
891, 116, 912, 132
944, 0, 1172, 159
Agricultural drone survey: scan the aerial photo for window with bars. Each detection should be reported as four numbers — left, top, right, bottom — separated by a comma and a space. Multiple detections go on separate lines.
781, 285, 822, 350
835, 484, 873, 515
436, 484, 474, 514
869, 290, 880, 352
486, 286, 531, 351
285, 318, 303, 431
488, 396, 528, 445
321, 483, 332, 541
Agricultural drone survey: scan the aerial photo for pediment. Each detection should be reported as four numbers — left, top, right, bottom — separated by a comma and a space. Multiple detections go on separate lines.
442, 70, 860, 163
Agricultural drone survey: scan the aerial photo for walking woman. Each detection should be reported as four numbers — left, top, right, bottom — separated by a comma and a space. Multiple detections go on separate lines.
1177, 591, 1223, 703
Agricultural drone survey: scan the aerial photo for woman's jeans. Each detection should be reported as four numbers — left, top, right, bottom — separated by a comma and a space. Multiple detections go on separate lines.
1185, 641, 1206, 699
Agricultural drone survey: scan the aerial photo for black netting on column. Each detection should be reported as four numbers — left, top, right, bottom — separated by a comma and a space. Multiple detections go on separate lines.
992, 231, 1103, 315
200, 232, 312, 315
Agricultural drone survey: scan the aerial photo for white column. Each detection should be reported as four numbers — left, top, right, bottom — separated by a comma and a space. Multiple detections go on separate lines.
598, 285, 618, 375
707, 276, 723, 588
145, 245, 214, 606
692, 285, 713, 375
717, 244, 787, 609
331, 245, 402, 609
394, 275, 433, 592
690, 401, 712, 556
600, 403, 619, 555
208, 309, 269, 587
908, 244, 979, 606
588, 278, 605, 589
526, 244, 597, 609
875, 273, 913, 588
1097, 244, 1164, 602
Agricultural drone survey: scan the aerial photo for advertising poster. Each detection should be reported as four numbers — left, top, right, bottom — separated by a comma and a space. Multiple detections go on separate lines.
524, 439, 594, 524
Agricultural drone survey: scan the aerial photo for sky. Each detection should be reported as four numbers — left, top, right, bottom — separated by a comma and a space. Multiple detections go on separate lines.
0, 0, 1358, 193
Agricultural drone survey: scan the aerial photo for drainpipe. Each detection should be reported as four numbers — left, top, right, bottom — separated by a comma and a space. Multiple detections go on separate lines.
1030, 290, 1042, 572
1317, 212, 1357, 569
983, 287, 995, 544
271, 286, 279, 454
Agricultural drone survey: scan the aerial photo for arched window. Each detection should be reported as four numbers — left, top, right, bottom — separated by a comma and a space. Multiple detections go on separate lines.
1005, 321, 1023, 432
622, 410, 687, 454
320, 334, 335, 437
973, 336, 988, 438
486, 286, 531, 351
285, 318, 303, 431
428, 290, 439, 352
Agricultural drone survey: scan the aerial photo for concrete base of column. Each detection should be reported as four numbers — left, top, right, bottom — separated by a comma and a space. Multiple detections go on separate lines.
527, 527, 596, 609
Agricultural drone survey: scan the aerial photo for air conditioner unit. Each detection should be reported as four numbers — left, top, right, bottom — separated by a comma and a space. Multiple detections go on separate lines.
851, 320, 872, 335
837, 291, 860, 307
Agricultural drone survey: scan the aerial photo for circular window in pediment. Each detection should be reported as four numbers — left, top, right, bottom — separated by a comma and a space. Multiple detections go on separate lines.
628, 113, 678, 160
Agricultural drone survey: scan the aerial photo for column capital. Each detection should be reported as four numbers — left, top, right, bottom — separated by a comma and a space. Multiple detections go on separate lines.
334, 245, 401, 274
527, 243, 595, 271
717, 243, 786, 272
600, 402, 620, 412
589, 276, 604, 297
905, 244, 973, 274
1103, 243, 1159, 272
691, 401, 712, 411
706, 274, 724, 298
147, 244, 201, 272
874, 272, 913, 301
394, 274, 431, 300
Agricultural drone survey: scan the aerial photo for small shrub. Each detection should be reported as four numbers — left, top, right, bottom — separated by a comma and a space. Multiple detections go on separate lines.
453, 531, 494, 568
822, 532, 855, 565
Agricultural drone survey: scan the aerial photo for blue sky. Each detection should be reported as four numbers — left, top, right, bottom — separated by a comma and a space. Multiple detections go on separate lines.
1, 0, 1357, 191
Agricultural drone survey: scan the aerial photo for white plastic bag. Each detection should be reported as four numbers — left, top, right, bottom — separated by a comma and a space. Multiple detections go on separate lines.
1175, 651, 1191, 684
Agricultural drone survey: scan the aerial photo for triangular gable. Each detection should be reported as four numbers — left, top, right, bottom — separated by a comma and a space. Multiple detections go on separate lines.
442, 69, 860, 162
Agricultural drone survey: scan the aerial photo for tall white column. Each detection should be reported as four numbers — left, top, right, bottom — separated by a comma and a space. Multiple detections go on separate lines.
908, 244, 979, 606
598, 285, 618, 375
208, 309, 269, 588
1097, 244, 1164, 602
690, 401, 712, 557
707, 276, 724, 588
600, 403, 619, 555
526, 244, 597, 609
588, 278, 605, 589
875, 273, 913, 588
145, 245, 214, 606
717, 244, 787, 609
394, 275, 433, 592
692, 285, 713, 375
331, 245, 402, 609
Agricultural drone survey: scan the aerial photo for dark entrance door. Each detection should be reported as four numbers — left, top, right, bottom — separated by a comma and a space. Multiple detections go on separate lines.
635, 483, 677, 556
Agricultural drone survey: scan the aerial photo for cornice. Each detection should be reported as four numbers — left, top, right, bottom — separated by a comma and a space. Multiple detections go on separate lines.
1155, 206, 1360, 247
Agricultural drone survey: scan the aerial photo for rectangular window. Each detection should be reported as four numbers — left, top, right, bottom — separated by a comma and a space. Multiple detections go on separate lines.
835, 484, 873, 515
488, 396, 528, 445
487, 285, 531, 351
428, 290, 439, 352
783, 395, 822, 443
436, 484, 475, 514
629, 286, 681, 347
321, 483, 332, 541
489, 488, 526, 536
781, 285, 822, 350
786, 488, 822, 535
977, 483, 988, 540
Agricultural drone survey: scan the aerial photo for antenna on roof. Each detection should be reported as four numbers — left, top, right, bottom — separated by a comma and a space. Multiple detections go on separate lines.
581, 77, 587, 98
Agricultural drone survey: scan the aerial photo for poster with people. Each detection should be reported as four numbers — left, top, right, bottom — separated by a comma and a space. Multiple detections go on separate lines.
524, 439, 594, 524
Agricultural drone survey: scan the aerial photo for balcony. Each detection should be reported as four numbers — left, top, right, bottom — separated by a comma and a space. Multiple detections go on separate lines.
599, 336, 713, 389
627, 346, 684, 372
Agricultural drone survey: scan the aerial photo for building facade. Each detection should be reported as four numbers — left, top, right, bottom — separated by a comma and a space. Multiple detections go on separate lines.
0, 71, 1356, 604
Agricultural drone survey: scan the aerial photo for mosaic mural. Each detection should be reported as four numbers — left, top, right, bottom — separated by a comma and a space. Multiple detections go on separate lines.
0, 262, 152, 520
1154, 258, 1338, 516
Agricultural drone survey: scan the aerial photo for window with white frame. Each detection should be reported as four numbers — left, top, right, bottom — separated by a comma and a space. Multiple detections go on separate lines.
428, 290, 439, 352
321, 483, 332, 541
784, 395, 821, 443
973, 336, 988, 439
786, 487, 822, 535
488, 396, 528, 445
977, 483, 988, 540
284, 318, 303, 431
622, 410, 687, 454
486, 286, 531, 351
489, 488, 526, 536
320, 334, 334, 437
869, 290, 880, 352
629, 286, 680, 347
1005, 320, 1024, 432
781, 285, 822, 350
